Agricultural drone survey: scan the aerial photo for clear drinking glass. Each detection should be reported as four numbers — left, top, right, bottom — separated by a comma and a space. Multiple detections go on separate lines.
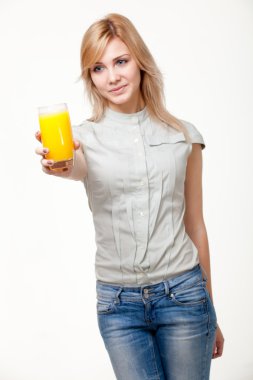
38, 103, 74, 172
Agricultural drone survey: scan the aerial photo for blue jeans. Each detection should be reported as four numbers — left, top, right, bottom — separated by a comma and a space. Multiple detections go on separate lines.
96, 264, 217, 380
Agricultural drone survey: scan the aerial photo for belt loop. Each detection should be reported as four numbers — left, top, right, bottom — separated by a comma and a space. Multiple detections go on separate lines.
163, 281, 170, 295
115, 287, 123, 304
199, 264, 208, 282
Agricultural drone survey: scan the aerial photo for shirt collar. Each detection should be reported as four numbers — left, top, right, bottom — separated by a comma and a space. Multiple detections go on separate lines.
103, 106, 149, 126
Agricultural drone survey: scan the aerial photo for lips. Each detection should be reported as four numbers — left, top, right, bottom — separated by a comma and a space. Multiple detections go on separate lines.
110, 85, 127, 92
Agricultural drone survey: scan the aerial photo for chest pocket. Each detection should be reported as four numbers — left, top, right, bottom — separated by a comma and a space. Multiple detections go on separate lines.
145, 130, 189, 184
147, 131, 186, 146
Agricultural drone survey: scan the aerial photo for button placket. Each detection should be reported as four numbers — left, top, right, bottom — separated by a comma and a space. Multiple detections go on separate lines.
132, 121, 150, 273
132, 133, 145, 158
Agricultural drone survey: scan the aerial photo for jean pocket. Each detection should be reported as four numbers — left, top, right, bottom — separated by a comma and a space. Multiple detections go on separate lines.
169, 281, 207, 306
96, 297, 116, 315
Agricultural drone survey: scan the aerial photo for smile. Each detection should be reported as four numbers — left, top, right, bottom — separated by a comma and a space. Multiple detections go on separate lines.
110, 85, 127, 94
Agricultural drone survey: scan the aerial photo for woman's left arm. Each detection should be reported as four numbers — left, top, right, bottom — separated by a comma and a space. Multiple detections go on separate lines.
184, 143, 224, 359
184, 143, 213, 300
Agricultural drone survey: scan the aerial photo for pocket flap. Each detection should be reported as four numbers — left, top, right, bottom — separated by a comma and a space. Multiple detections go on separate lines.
147, 131, 186, 146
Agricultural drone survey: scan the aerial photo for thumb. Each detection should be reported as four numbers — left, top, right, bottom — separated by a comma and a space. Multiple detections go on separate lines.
73, 139, 80, 150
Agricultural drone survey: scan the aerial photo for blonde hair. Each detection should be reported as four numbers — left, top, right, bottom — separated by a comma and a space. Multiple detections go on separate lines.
80, 13, 190, 140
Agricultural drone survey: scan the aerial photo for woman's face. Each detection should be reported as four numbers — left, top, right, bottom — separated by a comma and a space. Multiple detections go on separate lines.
90, 37, 144, 113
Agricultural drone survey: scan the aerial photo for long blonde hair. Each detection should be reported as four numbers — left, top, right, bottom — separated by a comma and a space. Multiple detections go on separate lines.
80, 13, 189, 140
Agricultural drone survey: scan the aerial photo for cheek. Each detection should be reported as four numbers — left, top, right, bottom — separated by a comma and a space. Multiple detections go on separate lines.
129, 66, 141, 87
90, 75, 105, 92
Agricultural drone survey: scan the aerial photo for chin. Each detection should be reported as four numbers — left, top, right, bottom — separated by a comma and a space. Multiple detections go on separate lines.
108, 94, 133, 105
109, 99, 129, 105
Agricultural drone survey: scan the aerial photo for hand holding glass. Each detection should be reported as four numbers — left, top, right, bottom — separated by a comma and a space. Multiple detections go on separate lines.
38, 103, 74, 172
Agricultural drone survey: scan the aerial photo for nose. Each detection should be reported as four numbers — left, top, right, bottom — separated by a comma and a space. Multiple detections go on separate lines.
108, 67, 120, 84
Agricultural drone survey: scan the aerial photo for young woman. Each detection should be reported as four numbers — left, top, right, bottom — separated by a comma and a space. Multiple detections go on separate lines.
35, 13, 224, 380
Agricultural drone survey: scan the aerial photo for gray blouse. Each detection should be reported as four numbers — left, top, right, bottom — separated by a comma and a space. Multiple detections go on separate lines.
72, 107, 205, 286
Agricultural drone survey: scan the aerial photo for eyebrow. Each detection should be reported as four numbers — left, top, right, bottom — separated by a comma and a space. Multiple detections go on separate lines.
94, 54, 130, 65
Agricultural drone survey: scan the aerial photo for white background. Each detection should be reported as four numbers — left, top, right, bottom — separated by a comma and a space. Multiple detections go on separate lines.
0, 0, 252, 379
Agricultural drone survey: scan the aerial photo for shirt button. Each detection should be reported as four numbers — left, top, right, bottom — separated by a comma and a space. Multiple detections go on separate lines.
144, 289, 149, 294
134, 138, 139, 143
139, 211, 144, 216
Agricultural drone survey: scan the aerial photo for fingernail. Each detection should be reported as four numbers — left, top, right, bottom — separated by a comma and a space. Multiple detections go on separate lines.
47, 160, 53, 166
43, 148, 48, 154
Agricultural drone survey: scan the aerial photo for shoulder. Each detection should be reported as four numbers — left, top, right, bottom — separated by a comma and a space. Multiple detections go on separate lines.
72, 119, 95, 140
180, 119, 206, 150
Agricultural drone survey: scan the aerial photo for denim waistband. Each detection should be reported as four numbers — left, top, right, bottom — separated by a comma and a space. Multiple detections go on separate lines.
96, 264, 207, 302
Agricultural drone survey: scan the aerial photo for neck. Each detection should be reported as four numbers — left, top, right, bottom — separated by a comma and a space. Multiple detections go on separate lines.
107, 95, 145, 114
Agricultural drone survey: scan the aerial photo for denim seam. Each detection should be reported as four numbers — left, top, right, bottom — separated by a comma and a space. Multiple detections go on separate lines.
202, 293, 210, 379
97, 295, 113, 301
170, 297, 206, 307
170, 279, 204, 295
199, 263, 208, 282
96, 301, 115, 315
114, 287, 123, 304
119, 294, 165, 303
149, 335, 162, 380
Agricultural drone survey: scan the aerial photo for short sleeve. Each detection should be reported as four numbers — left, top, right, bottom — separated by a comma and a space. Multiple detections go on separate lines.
71, 121, 91, 198
72, 123, 83, 142
180, 120, 206, 150
71, 120, 94, 150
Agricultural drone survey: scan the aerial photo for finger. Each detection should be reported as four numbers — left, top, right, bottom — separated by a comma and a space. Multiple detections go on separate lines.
35, 131, 42, 142
41, 158, 54, 168
213, 352, 222, 359
212, 342, 224, 359
41, 159, 56, 175
212, 345, 217, 359
42, 166, 53, 175
216, 341, 224, 357
35, 147, 49, 156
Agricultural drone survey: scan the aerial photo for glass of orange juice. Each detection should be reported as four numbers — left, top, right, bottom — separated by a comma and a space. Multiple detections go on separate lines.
38, 103, 74, 172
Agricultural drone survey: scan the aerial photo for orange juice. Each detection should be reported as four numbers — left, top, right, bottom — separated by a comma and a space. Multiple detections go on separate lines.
38, 103, 74, 171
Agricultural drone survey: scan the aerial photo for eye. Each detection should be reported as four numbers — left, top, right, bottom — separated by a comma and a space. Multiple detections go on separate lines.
92, 66, 104, 73
92, 59, 128, 73
117, 59, 127, 65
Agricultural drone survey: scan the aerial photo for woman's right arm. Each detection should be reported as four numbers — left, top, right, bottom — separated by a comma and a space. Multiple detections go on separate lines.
35, 131, 88, 181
